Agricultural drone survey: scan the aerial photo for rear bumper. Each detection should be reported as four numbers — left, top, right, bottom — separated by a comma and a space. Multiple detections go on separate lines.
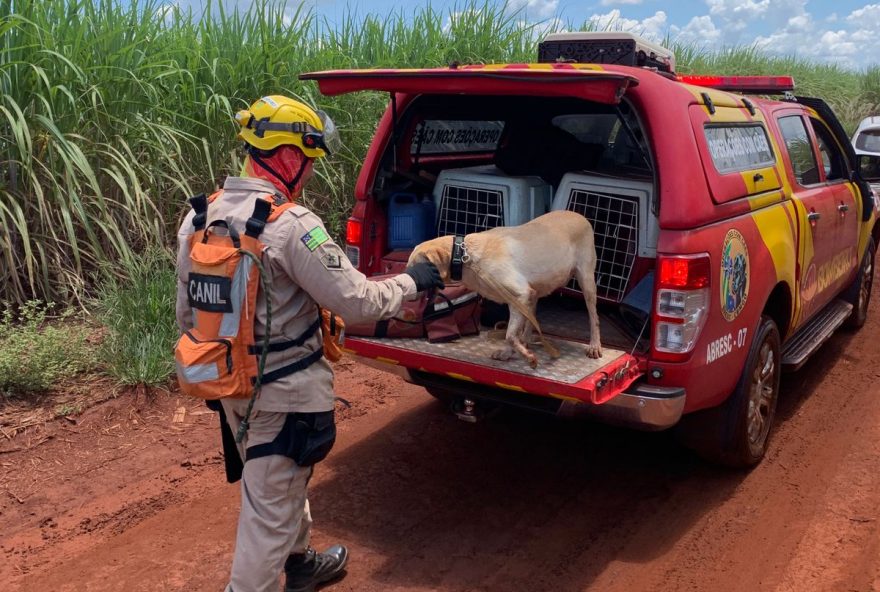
556, 383, 686, 431
355, 356, 685, 431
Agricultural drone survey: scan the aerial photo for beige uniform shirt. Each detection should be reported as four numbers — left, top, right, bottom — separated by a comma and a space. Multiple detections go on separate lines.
176, 176, 417, 412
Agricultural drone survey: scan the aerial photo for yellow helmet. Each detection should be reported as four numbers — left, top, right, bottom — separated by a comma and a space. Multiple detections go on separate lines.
234, 95, 340, 158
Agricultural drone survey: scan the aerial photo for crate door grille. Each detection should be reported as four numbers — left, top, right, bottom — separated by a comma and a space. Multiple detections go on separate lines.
566, 189, 639, 302
437, 185, 504, 236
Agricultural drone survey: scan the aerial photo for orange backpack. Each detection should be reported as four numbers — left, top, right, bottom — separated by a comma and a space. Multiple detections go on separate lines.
174, 191, 328, 401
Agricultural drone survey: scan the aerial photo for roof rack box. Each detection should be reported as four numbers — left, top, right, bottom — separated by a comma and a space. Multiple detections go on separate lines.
538, 32, 675, 74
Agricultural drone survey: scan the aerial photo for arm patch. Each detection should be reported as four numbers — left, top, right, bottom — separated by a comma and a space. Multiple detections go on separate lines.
300, 226, 330, 251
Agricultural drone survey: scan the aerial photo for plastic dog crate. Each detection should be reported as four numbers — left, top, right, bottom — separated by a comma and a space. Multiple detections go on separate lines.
551, 173, 656, 302
433, 166, 552, 235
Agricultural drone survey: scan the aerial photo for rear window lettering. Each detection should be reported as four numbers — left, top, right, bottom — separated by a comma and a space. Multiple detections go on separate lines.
704, 124, 775, 174
411, 120, 504, 155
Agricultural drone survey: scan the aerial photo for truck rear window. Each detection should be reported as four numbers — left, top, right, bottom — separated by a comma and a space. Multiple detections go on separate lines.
704, 124, 775, 174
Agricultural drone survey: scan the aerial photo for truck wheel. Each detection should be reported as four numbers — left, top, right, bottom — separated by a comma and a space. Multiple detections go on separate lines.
676, 315, 781, 468
844, 237, 875, 329
424, 386, 456, 407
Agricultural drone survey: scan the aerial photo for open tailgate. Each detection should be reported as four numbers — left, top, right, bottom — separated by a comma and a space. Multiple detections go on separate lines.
344, 332, 644, 406
301, 65, 638, 104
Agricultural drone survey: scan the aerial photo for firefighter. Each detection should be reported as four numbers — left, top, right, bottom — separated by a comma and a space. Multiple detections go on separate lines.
175, 95, 444, 592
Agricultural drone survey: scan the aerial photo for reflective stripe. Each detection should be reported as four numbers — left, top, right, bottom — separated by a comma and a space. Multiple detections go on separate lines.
219, 257, 251, 338
178, 361, 220, 384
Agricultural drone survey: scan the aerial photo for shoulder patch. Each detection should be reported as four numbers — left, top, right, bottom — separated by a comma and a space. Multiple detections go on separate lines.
290, 205, 310, 217
320, 249, 344, 270
301, 226, 330, 251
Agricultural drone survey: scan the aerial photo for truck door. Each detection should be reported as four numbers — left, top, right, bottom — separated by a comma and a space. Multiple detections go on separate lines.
806, 116, 860, 283
776, 113, 839, 321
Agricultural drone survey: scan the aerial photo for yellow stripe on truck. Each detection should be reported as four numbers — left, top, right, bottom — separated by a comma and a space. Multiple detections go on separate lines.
447, 372, 475, 382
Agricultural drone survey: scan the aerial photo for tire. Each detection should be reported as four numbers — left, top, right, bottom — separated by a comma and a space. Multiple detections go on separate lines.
844, 237, 875, 330
676, 315, 781, 468
424, 386, 456, 407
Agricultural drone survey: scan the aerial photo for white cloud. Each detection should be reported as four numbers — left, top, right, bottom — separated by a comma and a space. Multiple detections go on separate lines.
787, 14, 809, 31
846, 4, 880, 28
706, 0, 770, 18
587, 9, 668, 40
703, 0, 810, 44
818, 29, 858, 57
671, 15, 722, 45
584, 0, 877, 68
599, 0, 644, 6
739, 1, 880, 68
157, 1, 179, 24
508, 0, 559, 20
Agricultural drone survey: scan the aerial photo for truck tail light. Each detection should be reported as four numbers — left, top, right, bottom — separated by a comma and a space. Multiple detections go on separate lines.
346, 218, 363, 244
345, 217, 363, 268
653, 254, 711, 361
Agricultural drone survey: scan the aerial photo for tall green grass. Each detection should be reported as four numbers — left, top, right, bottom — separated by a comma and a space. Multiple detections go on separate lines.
95, 250, 178, 385
1, 0, 878, 306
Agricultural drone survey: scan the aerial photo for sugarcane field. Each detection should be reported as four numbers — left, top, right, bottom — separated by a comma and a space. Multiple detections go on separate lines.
3, 1, 880, 591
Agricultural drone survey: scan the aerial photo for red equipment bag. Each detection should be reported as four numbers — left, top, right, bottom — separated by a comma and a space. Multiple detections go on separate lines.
347, 280, 481, 343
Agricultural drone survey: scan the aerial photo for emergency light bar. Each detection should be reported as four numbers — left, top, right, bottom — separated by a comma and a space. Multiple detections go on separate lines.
676, 75, 795, 94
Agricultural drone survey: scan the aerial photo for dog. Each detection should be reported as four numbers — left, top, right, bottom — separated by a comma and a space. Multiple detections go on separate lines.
407, 210, 602, 368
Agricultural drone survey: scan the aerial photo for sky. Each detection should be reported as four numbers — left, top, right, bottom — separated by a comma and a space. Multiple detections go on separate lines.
171, 0, 880, 69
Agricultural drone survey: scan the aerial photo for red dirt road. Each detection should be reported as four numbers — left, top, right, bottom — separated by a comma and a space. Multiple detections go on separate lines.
3, 304, 880, 591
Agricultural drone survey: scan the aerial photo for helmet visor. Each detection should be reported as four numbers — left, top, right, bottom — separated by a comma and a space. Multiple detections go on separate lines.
317, 110, 342, 155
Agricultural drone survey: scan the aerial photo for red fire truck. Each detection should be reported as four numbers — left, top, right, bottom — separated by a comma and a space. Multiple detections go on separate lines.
301, 33, 880, 467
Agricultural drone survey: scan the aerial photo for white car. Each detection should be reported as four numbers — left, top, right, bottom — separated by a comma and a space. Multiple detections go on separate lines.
853, 116, 880, 156
854, 116, 880, 195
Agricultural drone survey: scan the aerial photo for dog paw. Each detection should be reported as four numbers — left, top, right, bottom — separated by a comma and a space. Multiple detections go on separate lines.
491, 348, 514, 361
585, 344, 603, 359
527, 355, 539, 369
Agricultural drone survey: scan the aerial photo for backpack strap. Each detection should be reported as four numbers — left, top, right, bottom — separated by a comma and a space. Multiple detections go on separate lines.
245, 194, 297, 238
189, 194, 208, 231
259, 348, 324, 385
248, 315, 321, 355
245, 197, 272, 239
189, 190, 224, 231
268, 202, 298, 222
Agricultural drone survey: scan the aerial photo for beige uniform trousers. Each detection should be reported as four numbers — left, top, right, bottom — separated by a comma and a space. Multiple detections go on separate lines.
221, 398, 312, 592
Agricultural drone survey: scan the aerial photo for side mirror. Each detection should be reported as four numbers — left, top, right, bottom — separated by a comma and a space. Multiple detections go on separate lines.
858, 154, 880, 182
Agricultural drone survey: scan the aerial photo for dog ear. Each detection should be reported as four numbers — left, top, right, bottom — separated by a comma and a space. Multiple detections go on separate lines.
407, 237, 453, 280
424, 238, 453, 281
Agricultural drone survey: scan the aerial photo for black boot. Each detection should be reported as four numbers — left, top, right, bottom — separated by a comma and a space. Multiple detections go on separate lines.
284, 545, 349, 592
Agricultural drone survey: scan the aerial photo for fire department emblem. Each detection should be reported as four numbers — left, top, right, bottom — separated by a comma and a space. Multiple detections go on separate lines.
721, 229, 749, 321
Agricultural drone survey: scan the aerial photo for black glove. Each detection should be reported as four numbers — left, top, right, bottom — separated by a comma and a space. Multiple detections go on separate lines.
405, 261, 445, 292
